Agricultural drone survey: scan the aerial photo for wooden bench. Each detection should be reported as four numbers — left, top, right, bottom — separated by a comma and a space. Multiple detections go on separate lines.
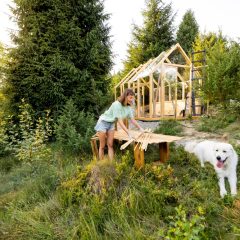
90, 129, 182, 169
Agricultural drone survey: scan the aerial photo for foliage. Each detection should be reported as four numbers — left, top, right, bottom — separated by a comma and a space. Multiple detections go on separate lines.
176, 9, 199, 54
197, 104, 238, 132
158, 205, 206, 239
1, 142, 240, 239
122, 0, 175, 74
154, 119, 183, 136
2, 99, 52, 162
54, 99, 95, 155
192, 33, 240, 108
205, 42, 240, 105
6, 0, 112, 117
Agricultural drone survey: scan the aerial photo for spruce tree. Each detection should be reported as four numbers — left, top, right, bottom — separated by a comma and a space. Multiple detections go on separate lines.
123, 0, 175, 74
7, 0, 112, 116
176, 9, 199, 54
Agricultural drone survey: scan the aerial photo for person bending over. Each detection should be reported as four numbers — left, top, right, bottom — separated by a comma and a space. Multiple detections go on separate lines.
94, 88, 144, 160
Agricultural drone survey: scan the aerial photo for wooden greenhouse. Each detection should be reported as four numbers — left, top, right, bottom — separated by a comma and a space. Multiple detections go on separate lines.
114, 43, 203, 120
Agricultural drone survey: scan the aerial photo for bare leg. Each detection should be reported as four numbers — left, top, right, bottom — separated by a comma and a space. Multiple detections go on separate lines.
98, 131, 106, 160
107, 130, 115, 160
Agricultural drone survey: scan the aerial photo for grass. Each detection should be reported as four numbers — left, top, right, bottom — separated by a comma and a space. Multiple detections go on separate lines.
154, 119, 183, 136
1, 143, 240, 239
0, 112, 240, 239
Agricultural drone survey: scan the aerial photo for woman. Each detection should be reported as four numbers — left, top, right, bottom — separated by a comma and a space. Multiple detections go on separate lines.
94, 88, 144, 160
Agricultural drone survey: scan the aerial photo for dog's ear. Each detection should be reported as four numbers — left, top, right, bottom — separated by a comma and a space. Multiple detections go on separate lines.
228, 145, 234, 156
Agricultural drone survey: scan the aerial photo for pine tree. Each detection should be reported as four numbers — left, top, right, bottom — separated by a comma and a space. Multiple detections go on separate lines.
176, 9, 199, 54
123, 0, 175, 74
6, 0, 112, 116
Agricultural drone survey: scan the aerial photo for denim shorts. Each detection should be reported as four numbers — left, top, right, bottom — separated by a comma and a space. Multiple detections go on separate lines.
94, 118, 115, 132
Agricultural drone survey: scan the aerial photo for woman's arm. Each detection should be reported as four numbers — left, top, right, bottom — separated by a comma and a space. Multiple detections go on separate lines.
130, 118, 144, 131
118, 119, 130, 135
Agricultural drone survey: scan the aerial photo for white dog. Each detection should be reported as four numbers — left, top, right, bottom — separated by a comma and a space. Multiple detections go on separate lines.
184, 140, 238, 198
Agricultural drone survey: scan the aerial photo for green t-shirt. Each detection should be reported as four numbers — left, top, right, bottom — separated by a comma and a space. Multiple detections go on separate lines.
100, 100, 134, 122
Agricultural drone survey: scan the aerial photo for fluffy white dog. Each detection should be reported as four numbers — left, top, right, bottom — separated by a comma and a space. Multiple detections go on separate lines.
184, 140, 238, 198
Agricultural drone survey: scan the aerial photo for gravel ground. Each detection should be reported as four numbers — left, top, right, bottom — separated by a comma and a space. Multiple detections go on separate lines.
129, 120, 160, 131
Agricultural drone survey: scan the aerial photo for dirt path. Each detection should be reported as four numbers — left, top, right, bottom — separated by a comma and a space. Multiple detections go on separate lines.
131, 120, 240, 146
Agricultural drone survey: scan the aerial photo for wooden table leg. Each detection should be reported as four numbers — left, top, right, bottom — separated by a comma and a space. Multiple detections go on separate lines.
91, 138, 99, 160
134, 143, 145, 169
159, 142, 169, 163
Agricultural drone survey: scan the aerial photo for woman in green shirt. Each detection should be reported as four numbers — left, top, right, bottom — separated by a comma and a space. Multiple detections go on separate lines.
94, 88, 144, 160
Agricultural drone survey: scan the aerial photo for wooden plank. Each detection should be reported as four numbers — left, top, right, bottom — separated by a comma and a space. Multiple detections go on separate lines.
137, 78, 140, 117
149, 74, 153, 117
175, 78, 177, 118
134, 143, 145, 169
161, 69, 165, 117
115, 67, 136, 89
91, 138, 99, 160
163, 63, 190, 68
114, 129, 182, 143
176, 43, 191, 65
159, 142, 169, 163
189, 63, 193, 115
128, 59, 153, 84
143, 86, 145, 116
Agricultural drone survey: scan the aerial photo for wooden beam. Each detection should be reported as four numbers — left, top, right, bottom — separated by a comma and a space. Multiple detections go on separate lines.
177, 72, 184, 82
149, 74, 153, 118
159, 142, 169, 163
134, 143, 145, 169
143, 86, 145, 117
176, 43, 191, 65
115, 67, 136, 88
91, 138, 99, 160
161, 69, 165, 117
163, 63, 190, 68
175, 78, 178, 118
121, 65, 143, 87
189, 63, 192, 115
137, 78, 140, 118
128, 58, 153, 83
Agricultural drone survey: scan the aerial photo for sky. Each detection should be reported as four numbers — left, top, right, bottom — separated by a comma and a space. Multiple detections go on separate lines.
1, 0, 240, 73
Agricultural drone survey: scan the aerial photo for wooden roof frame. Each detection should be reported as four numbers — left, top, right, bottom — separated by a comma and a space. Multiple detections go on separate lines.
114, 43, 196, 120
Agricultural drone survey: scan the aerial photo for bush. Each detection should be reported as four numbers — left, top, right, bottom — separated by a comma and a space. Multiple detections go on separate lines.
55, 99, 95, 155
197, 104, 238, 132
154, 120, 183, 136
158, 205, 206, 239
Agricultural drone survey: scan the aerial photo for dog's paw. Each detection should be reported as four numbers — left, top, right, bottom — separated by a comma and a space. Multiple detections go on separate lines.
231, 191, 237, 197
220, 190, 227, 198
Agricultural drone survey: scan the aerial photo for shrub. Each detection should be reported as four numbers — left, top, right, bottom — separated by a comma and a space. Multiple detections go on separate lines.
197, 110, 237, 133
158, 205, 206, 239
0, 99, 52, 163
54, 99, 95, 155
154, 120, 183, 136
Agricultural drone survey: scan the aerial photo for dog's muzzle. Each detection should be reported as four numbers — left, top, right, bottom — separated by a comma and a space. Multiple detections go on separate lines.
216, 156, 227, 168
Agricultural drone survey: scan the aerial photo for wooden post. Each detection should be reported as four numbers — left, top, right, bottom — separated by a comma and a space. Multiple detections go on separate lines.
137, 78, 140, 118
159, 142, 169, 163
143, 86, 145, 118
175, 77, 178, 118
134, 144, 145, 169
189, 63, 192, 116
161, 68, 165, 117
91, 138, 99, 160
149, 74, 153, 118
